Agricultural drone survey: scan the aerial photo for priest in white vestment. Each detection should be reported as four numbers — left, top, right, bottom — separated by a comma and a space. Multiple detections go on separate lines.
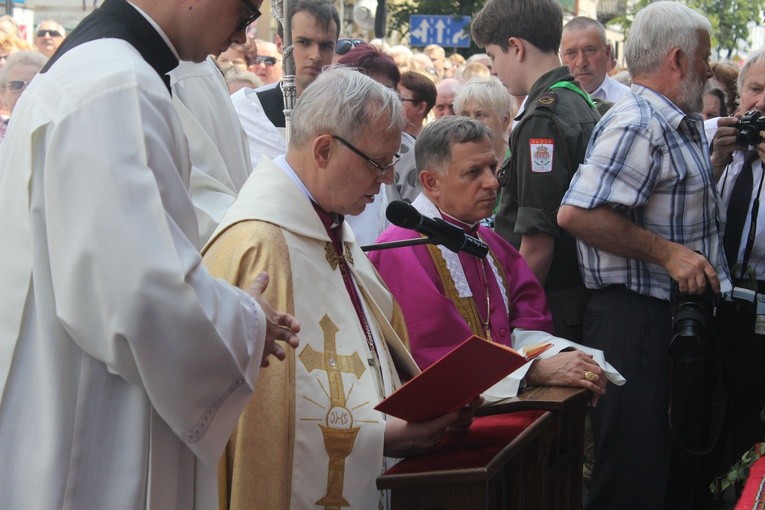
0, 1, 299, 508
170, 56, 253, 243
203, 67, 473, 509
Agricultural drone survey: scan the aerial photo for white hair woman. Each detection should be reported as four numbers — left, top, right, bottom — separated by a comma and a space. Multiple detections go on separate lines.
0, 51, 47, 141
453, 77, 516, 162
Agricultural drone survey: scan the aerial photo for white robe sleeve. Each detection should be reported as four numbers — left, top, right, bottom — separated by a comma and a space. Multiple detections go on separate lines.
482, 328, 626, 403
170, 58, 252, 244
42, 82, 265, 464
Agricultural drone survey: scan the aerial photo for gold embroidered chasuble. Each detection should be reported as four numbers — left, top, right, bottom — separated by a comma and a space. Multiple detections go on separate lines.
202, 157, 417, 509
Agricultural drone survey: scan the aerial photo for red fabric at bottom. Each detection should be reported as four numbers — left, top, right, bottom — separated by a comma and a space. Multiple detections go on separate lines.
736, 446, 765, 510
385, 410, 545, 474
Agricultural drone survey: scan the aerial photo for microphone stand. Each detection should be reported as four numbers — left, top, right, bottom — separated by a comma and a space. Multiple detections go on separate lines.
361, 237, 441, 252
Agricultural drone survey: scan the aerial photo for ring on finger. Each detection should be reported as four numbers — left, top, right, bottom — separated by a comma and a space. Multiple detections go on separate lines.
584, 370, 598, 382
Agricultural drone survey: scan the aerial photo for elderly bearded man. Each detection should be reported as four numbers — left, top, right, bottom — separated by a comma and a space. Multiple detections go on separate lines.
559, 3, 731, 508
203, 67, 470, 510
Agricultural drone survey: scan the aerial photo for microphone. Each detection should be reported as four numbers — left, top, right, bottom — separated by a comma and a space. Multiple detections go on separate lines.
386, 201, 489, 258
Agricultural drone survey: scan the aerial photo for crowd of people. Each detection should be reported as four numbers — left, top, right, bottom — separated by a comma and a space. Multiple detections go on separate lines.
0, 0, 763, 509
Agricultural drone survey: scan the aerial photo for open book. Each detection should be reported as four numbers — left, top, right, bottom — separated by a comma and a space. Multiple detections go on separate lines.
374, 335, 550, 422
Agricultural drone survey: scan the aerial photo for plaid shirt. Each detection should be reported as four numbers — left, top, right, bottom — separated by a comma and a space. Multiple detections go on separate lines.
561, 85, 732, 300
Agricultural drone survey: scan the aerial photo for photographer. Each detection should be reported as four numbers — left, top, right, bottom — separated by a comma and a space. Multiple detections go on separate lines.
710, 48, 765, 490
557, 3, 732, 509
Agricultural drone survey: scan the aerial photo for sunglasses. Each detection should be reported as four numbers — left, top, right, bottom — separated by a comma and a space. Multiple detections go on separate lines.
36, 29, 62, 38
335, 38, 365, 56
254, 55, 279, 66
236, 0, 261, 33
5, 80, 30, 92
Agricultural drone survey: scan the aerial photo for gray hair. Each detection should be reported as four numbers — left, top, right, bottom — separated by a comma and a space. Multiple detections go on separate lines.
289, 66, 404, 148
466, 53, 490, 65
738, 48, 765, 95
0, 51, 48, 86
436, 77, 462, 96
223, 67, 262, 88
562, 16, 608, 47
454, 77, 516, 121
625, 1, 711, 78
36, 19, 66, 37
415, 116, 493, 174
387, 45, 413, 59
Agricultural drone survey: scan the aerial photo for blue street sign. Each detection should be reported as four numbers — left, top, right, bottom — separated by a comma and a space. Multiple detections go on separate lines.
409, 15, 471, 48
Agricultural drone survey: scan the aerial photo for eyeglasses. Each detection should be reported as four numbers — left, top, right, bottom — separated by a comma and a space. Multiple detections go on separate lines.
4, 80, 30, 92
236, 0, 261, 33
36, 29, 62, 38
332, 135, 400, 175
335, 38, 365, 56
254, 55, 279, 66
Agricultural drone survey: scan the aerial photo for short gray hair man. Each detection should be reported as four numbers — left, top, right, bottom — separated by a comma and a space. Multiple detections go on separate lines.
415, 115, 493, 174
290, 66, 404, 149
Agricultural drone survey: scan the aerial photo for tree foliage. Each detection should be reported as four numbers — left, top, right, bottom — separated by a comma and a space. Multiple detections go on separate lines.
607, 0, 764, 59
688, 0, 765, 59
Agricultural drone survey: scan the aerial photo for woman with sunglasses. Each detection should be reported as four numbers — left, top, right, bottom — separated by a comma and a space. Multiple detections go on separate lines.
0, 51, 47, 143
332, 37, 365, 63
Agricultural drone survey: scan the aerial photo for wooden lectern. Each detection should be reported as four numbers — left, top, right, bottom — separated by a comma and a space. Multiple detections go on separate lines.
377, 386, 588, 510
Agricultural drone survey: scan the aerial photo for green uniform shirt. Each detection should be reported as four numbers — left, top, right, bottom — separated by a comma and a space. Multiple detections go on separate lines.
495, 66, 600, 289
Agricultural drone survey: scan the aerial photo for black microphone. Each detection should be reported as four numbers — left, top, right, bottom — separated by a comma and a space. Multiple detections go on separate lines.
386, 201, 489, 258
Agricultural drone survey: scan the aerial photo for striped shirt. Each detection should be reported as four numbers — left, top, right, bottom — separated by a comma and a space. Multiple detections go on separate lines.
561, 84, 732, 300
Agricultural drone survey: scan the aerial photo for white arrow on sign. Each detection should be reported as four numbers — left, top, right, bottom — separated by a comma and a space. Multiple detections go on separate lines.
410, 19, 430, 43
452, 29, 470, 45
434, 19, 446, 44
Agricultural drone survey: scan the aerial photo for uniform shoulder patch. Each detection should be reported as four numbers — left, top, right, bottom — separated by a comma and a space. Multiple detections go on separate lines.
537, 91, 558, 108
529, 138, 554, 173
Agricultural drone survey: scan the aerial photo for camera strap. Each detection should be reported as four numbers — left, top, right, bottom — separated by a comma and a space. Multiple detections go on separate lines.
740, 160, 765, 280
667, 336, 726, 455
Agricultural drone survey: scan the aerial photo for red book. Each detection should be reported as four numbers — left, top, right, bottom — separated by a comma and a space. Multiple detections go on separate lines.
375, 335, 550, 423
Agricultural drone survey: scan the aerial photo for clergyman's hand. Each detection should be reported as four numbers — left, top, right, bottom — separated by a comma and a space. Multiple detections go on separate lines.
244, 272, 300, 367
383, 412, 460, 458
525, 350, 607, 406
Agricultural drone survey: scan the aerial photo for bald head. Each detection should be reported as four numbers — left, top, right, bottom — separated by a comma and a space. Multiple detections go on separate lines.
434, 78, 461, 118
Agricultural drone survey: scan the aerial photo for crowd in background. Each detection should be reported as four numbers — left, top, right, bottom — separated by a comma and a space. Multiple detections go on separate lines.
0, 10, 747, 145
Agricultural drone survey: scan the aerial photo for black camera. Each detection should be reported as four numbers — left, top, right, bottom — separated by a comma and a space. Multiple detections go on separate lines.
669, 284, 718, 363
733, 110, 765, 146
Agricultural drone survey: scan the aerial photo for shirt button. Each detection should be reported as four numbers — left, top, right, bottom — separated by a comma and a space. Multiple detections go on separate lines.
490, 304, 496, 312
500, 328, 507, 336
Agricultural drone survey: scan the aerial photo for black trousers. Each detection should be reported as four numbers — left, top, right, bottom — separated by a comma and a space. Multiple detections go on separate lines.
713, 298, 765, 480
545, 284, 590, 343
583, 286, 717, 510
